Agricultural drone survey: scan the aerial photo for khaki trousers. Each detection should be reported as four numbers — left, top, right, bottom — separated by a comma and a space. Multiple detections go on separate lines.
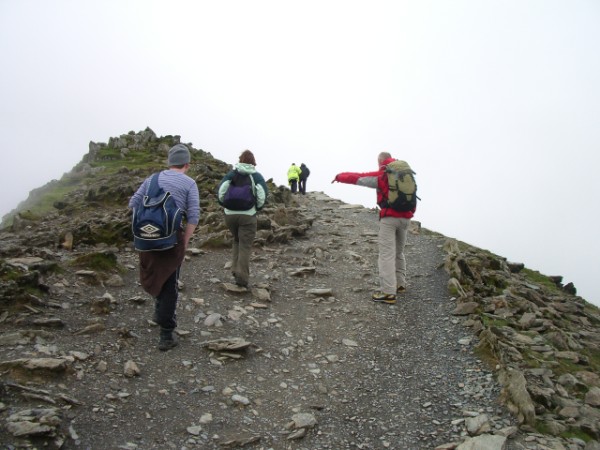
378, 216, 410, 294
225, 214, 257, 286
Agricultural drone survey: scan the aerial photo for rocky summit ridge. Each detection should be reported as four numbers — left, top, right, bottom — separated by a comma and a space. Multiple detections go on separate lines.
0, 129, 599, 450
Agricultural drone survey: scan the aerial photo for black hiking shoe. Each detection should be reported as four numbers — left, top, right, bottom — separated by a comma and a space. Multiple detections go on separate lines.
158, 330, 179, 351
234, 275, 248, 288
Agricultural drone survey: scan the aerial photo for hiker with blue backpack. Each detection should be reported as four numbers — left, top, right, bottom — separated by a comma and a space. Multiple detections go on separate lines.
129, 143, 200, 350
218, 150, 268, 288
332, 151, 418, 305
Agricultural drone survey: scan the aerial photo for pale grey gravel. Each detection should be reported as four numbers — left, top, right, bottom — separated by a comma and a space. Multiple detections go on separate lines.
1, 194, 528, 450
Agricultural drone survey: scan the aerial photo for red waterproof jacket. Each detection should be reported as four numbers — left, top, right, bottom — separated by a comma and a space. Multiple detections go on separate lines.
334, 157, 415, 219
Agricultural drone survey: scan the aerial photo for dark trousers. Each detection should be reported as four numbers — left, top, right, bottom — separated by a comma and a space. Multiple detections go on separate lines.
289, 179, 298, 193
299, 178, 307, 194
155, 268, 179, 330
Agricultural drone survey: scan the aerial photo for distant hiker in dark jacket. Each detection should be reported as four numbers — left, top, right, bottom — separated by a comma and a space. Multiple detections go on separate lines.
332, 151, 416, 305
299, 163, 310, 195
128, 144, 200, 351
217, 150, 268, 288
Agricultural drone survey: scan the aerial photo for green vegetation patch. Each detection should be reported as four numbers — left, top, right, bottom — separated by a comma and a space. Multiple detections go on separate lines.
0, 262, 48, 306
520, 348, 544, 369
1, 263, 24, 282
534, 421, 553, 435
22, 183, 80, 220
85, 222, 132, 247
16, 210, 42, 221
551, 354, 599, 390
420, 228, 444, 238
70, 252, 120, 272
90, 146, 162, 173
560, 429, 593, 443
448, 283, 462, 297
582, 347, 600, 373
481, 315, 509, 328
473, 343, 500, 369
554, 357, 581, 377
583, 302, 600, 325
522, 268, 560, 293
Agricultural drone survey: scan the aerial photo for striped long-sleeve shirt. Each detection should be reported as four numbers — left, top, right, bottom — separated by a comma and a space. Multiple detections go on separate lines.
128, 170, 200, 225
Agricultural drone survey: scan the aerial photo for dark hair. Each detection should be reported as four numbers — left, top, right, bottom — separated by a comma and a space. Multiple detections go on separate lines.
239, 150, 256, 166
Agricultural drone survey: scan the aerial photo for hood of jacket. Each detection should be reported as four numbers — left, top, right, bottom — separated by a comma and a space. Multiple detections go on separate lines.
235, 162, 257, 175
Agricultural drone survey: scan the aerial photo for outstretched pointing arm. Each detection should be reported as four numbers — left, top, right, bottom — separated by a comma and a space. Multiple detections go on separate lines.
332, 171, 379, 188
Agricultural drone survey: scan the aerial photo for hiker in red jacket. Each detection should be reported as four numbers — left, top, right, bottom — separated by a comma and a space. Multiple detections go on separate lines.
332, 151, 417, 305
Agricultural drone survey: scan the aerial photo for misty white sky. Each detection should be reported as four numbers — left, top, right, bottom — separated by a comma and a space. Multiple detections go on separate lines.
1, 1, 599, 306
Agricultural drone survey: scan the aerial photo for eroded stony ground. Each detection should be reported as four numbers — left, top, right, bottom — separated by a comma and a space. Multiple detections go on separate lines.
0, 192, 561, 449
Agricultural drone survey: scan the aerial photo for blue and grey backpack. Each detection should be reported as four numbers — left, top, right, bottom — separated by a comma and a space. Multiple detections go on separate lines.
132, 173, 184, 251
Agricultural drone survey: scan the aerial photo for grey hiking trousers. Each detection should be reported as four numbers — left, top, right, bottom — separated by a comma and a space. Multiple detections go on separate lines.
378, 216, 411, 294
225, 214, 257, 286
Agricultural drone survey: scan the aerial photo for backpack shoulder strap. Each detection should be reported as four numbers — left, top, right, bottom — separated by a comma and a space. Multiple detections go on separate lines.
243, 172, 257, 199
147, 173, 161, 196
230, 169, 242, 184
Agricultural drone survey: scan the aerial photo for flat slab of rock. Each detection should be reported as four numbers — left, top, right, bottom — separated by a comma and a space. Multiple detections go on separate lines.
253, 288, 271, 301
222, 283, 248, 293
288, 267, 316, 276
306, 288, 334, 297
6, 257, 45, 268
0, 358, 69, 372
200, 338, 252, 352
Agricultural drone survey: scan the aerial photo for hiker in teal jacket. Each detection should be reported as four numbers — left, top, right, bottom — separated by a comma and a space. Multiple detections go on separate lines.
217, 150, 268, 288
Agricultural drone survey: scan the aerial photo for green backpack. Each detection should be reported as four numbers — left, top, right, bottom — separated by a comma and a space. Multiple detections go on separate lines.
379, 160, 418, 212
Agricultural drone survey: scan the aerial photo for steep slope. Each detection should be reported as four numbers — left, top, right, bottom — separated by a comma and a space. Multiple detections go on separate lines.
0, 129, 598, 450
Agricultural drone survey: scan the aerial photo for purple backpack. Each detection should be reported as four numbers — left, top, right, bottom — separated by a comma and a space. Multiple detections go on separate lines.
222, 171, 257, 210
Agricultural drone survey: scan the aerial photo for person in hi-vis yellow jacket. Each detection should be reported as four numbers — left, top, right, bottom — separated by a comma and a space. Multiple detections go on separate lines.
287, 163, 302, 194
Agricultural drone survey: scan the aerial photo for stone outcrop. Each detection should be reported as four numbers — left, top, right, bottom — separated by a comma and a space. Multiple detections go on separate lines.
446, 238, 600, 442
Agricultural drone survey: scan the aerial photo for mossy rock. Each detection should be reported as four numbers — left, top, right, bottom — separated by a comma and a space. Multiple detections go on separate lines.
70, 251, 121, 273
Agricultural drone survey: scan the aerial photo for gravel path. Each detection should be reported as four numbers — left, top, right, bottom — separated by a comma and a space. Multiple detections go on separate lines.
1, 192, 519, 450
